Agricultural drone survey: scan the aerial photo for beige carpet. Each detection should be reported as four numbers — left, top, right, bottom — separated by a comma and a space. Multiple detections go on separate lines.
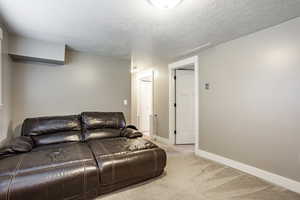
96, 142, 300, 200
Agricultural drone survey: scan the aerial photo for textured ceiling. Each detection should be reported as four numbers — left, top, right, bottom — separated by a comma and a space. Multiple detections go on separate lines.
0, 0, 300, 59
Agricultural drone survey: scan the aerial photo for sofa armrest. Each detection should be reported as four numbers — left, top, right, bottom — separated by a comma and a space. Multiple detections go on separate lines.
121, 126, 143, 138
10, 136, 34, 152
0, 136, 34, 159
0, 147, 15, 159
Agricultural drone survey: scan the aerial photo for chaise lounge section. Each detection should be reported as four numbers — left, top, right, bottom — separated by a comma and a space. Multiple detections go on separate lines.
0, 112, 167, 200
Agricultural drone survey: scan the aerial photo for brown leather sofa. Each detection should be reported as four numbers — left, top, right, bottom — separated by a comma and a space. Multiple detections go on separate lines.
0, 112, 167, 200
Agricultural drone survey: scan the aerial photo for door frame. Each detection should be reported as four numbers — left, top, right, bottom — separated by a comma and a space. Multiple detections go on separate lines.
168, 56, 199, 152
136, 69, 155, 137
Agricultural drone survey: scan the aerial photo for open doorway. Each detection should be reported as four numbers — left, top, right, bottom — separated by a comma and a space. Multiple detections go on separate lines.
169, 56, 199, 153
136, 70, 154, 137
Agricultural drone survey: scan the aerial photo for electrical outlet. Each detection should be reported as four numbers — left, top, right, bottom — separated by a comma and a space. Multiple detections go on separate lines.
205, 83, 210, 90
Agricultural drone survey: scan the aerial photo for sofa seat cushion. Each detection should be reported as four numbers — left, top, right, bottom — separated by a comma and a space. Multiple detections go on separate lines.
84, 129, 121, 141
0, 142, 99, 200
87, 137, 167, 194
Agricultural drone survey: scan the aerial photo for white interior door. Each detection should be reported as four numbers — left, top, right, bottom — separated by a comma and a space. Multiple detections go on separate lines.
176, 70, 195, 144
138, 79, 152, 135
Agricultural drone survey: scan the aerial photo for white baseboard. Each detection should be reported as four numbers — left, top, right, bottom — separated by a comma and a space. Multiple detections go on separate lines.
153, 135, 171, 145
196, 149, 300, 194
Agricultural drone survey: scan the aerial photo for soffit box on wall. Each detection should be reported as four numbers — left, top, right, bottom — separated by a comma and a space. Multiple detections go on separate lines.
8, 35, 65, 65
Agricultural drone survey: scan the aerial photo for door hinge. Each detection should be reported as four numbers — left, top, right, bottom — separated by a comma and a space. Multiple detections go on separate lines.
174, 130, 177, 135
174, 103, 176, 107
174, 76, 176, 80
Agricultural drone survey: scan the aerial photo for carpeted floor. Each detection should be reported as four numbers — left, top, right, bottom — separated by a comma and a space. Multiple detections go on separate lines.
96, 141, 300, 200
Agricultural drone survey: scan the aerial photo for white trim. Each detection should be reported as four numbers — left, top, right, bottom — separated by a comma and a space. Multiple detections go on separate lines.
196, 149, 300, 194
153, 135, 171, 145
168, 56, 199, 152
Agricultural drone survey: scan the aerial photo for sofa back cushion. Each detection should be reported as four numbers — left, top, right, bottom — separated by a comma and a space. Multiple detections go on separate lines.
22, 115, 82, 146
81, 112, 126, 140
81, 112, 126, 129
84, 129, 122, 141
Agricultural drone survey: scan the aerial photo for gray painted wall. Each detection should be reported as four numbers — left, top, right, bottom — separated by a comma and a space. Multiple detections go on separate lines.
0, 25, 12, 144
198, 17, 300, 182
12, 50, 131, 135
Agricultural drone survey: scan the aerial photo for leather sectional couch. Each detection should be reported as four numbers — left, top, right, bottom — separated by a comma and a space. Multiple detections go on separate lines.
0, 112, 167, 200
